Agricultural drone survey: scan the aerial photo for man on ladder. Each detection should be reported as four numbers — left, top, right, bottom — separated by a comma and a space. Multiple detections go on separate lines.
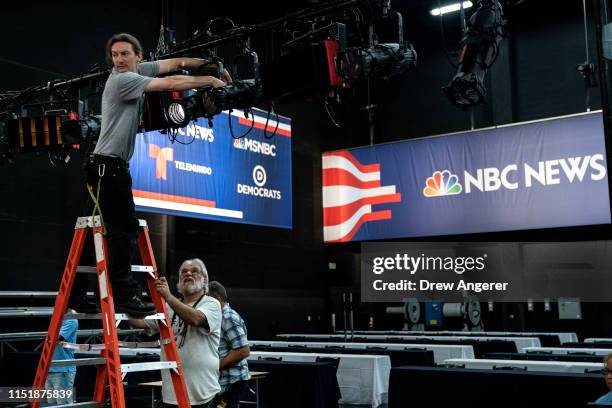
31, 33, 231, 408
74, 33, 230, 317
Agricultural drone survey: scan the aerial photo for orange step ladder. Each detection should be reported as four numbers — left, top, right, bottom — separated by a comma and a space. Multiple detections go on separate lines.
31, 215, 191, 408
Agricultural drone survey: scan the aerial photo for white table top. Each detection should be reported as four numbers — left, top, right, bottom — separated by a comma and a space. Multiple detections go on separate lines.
585, 338, 612, 343
443, 358, 601, 373
250, 350, 391, 407
341, 330, 577, 344
522, 347, 611, 357
250, 340, 474, 363
277, 333, 541, 351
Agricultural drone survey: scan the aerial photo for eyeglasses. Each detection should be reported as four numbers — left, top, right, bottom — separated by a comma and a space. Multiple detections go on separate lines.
600, 368, 612, 375
180, 269, 202, 276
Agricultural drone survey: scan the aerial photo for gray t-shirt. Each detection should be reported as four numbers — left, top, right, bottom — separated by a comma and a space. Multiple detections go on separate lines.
144, 295, 222, 405
93, 61, 160, 161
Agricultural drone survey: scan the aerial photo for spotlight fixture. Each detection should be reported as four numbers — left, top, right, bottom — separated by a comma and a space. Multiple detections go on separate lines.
336, 43, 417, 83
142, 79, 265, 132
4, 113, 101, 151
442, 0, 506, 107
158, 92, 203, 129
200, 79, 263, 118
165, 102, 187, 126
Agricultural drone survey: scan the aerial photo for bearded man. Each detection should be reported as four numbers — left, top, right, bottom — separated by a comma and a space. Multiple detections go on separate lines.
131, 258, 222, 408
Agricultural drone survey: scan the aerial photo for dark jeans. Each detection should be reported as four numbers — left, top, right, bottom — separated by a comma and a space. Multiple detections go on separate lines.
219, 380, 250, 408
81, 154, 139, 301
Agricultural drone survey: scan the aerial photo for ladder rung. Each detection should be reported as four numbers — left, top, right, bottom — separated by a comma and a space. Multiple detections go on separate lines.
64, 312, 165, 320
54, 402, 101, 408
77, 265, 154, 274
131, 265, 154, 273
60, 341, 106, 352
117, 340, 160, 348
52, 357, 106, 367
121, 361, 177, 373
117, 312, 165, 320
60, 340, 160, 351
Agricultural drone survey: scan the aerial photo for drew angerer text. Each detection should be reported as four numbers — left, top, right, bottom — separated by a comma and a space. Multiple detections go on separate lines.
372, 279, 509, 293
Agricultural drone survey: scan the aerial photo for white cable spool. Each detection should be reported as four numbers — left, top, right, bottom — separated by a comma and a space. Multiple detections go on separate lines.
443, 302, 463, 318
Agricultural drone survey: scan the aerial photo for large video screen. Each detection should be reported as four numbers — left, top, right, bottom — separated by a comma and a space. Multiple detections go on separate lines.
130, 109, 292, 228
323, 111, 611, 242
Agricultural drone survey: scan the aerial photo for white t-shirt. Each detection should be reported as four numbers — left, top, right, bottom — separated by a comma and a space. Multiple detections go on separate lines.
145, 295, 222, 405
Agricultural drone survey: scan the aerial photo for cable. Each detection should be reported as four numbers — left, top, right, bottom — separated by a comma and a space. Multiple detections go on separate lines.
438, 0, 459, 69
87, 178, 105, 228
206, 17, 237, 37
167, 122, 197, 145
324, 97, 342, 128
263, 103, 279, 139
48, 151, 59, 167
228, 108, 255, 139
0, 57, 68, 78
351, 8, 367, 47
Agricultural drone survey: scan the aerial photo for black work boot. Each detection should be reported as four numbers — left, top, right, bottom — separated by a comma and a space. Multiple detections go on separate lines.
115, 295, 156, 318
69, 295, 101, 314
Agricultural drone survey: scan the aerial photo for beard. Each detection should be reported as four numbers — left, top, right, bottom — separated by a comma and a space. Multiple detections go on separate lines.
177, 277, 205, 296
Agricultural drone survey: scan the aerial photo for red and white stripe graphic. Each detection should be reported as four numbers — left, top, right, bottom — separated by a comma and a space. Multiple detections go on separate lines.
323, 150, 401, 242
229, 110, 292, 137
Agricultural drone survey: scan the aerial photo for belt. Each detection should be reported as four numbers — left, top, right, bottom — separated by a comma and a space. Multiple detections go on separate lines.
89, 154, 129, 169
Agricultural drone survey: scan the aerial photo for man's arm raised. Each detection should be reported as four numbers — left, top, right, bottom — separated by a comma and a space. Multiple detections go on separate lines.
145, 75, 226, 92
158, 57, 233, 83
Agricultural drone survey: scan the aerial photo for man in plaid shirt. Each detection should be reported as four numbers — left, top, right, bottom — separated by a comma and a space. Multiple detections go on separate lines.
208, 281, 251, 408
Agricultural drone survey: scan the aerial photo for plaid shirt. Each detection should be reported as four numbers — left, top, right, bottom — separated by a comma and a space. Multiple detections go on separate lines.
219, 303, 251, 387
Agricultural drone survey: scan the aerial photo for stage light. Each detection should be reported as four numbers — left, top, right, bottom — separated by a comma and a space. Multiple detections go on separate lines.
156, 93, 202, 130
61, 114, 102, 143
141, 80, 265, 132
336, 43, 417, 83
200, 79, 263, 117
430, 2, 474, 16
442, 0, 506, 107
166, 102, 187, 126
3, 113, 101, 151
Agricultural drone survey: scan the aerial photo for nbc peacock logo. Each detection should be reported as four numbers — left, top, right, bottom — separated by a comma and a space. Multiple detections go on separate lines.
423, 170, 462, 197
